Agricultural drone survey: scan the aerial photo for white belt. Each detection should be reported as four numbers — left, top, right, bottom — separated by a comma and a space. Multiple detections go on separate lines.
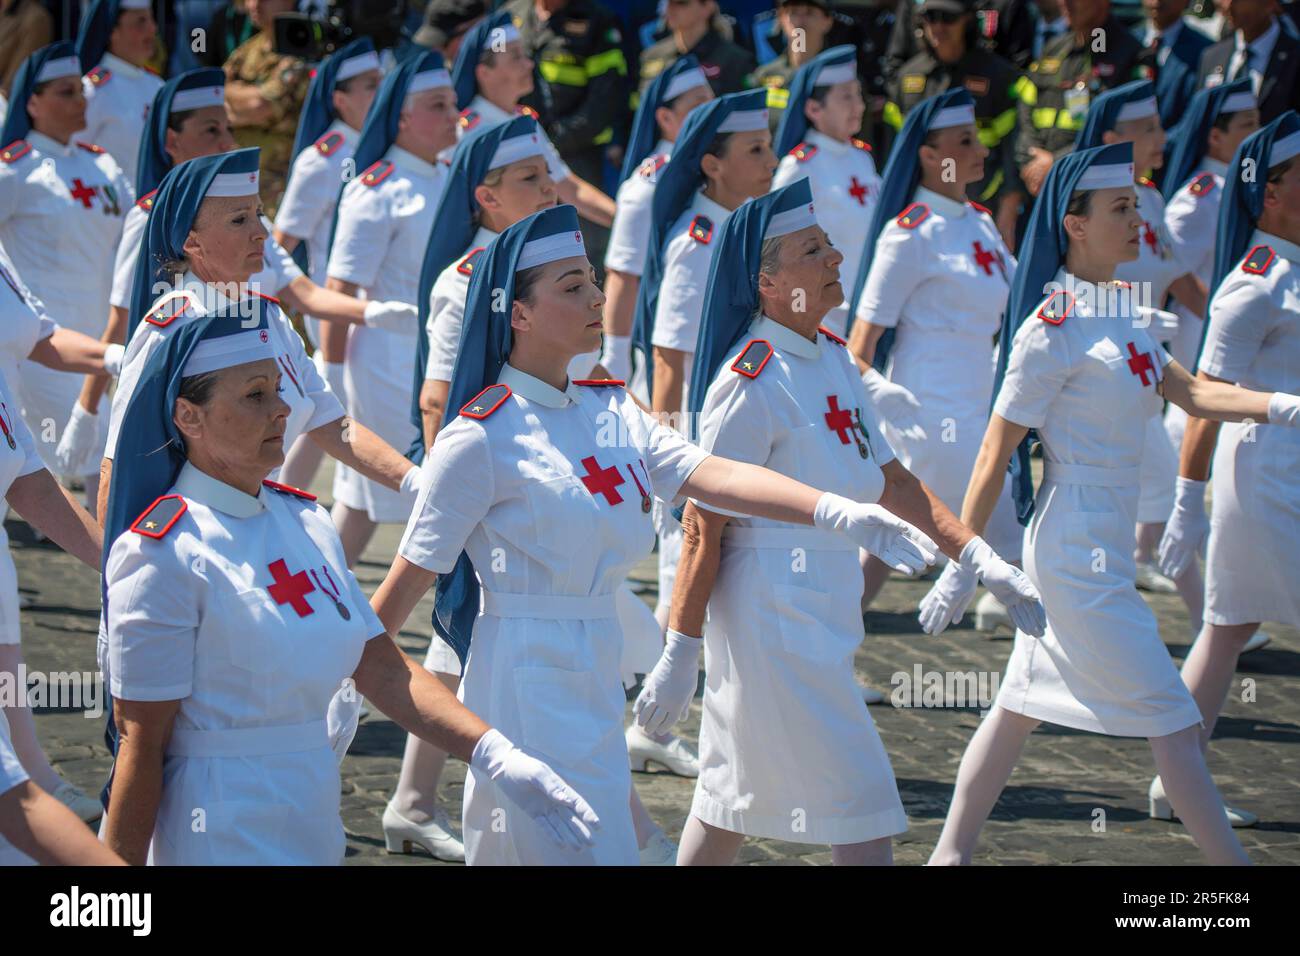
1043, 462, 1141, 488
481, 591, 618, 619
722, 526, 858, 551
167, 719, 328, 758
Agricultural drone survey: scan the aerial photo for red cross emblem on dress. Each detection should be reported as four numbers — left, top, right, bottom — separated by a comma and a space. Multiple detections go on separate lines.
579, 455, 625, 506
824, 395, 855, 444
1126, 341, 1155, 386
849, 176, 868, 206
69, 179, 97, 209
972, 241, 996, 275
267, 558, 315, 617
1142, 222, 1159, 255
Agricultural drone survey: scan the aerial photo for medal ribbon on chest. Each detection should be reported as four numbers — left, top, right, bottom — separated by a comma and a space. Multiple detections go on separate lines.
0, 402, 16, 450
626, 458, 652, 513
310, 565, 351, 620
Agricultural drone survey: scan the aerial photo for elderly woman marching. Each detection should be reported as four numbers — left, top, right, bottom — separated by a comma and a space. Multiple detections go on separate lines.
370, 204, 949, 864
1154, 112, 1300, 828
920, 141, 1300, 865
631, 179, 1043, 866
846, 89, 1022, 631
99, 296, 597, 865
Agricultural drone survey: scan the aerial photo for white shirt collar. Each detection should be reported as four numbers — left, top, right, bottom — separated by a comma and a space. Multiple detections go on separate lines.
806, 127, 850, 155
174, 461, 266, 518
385, 142, 441, 179
1237, 17, 1280, 61
691, 187, 731, 221
750, 313, 820, 359
326, 117, 361, 144
497, 362, 581, 408
27, 129, 73, 156
179, 270, 242, 314
1145, 19, 1183, 46
100, 51, 146, 80
653, 138, 672, 159
915, 185, 968, 219
471, 94, 510, 125
1202, 156, 1228, 179
470, 225, 498, 248
1253, 228, 1300, 266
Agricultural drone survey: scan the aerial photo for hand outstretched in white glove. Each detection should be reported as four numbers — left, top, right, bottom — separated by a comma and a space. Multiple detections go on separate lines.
633, 629, 700, 735
54, 403, 101, 476
813, 492, 937, 574
919, 536, 1046, 636
362, 299, 418, 331
861, 367, 926, 443
470, 728, 601, 851
1157, 476, 1209, 579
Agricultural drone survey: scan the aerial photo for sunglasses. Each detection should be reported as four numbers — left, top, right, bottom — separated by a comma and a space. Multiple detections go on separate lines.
922, 9, 962, 24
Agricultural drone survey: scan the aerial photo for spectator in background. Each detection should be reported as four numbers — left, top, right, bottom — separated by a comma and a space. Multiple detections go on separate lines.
751, 0, 837, 133
887, 0, 1025, 244
1137, 0, 1212, 131
167, 0, 231, 76
889, 0, 1036, 76
200, 1, 256, 69
0, 0, 54, 95
413, 0, 488, 60
1197, 0, 1300, 123
835, 0, 899, 150
223, 0, 311, 216
639, 0, 756, 95
1030, 0, 1067, 59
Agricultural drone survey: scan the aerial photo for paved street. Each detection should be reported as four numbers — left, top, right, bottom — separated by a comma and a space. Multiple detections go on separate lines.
11, 461, 1299, 865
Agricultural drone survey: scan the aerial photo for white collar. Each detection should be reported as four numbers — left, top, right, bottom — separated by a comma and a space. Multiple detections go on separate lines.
1237, 17, 1280, 60
691, 188, 731, 221
1145, 19, 1183, 46
497, 362, 582, 408
179, 270, 242, 314
470, 225, 498, 248
27, 129, 74, 156
1202, 156, 1228, 179
470, 94, 511, 124
750, 313, 820, 359
806, 128, 851, 155
915, 185, 967, 218
1253, 228, 1300, 266
99, 51, 146, 80
174, 461, 265, 518
653, 138, 672, 159
385, 142, 442, 179
326, 117, 360, 145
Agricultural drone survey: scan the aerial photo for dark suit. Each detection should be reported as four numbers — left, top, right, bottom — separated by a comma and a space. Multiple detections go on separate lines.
1138, 21, 1213, 130
1197, 20, 1300, 123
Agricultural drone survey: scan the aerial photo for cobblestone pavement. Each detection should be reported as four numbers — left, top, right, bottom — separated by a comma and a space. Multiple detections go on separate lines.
11, 462, 1299, 866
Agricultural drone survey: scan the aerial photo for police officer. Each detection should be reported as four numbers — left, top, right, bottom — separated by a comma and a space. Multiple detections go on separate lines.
639, 0, 756, 96
751, 0, 838, 133
1015, 0, 1143, 196
887, 0, 1026, 239
223, 0, 312, 217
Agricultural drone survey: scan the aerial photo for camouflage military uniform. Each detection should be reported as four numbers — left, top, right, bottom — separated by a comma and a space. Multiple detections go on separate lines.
224, 31, 311, 217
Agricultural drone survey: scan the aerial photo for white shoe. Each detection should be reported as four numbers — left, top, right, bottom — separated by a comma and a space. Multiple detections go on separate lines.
861, 684, 885, 705
1242, 630, 1271, 654
52, 782, 102, 823
382, 803, 466, 861
1148, 775, 1257, 828
639, 830, 678, 866
1135, 560, 1178, 593
974, 590, 1012, 633
626, 724, 699, 777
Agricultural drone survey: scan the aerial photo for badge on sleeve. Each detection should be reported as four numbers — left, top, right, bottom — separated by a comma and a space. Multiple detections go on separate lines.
731, 339, 774, 378
1241, 245, 1275, 275
850, 138, 872, 153
1038, 291, 1074, 325
789, 142, 818, 162
130, 495, 187, 539
314, 130, 345, 156
516, 105, 540, 120
459, 108, 481, 130
86, 66, 112, 87
457, 247, 485, 276
361, 159, 394, 187
1188, 173, 1214, 197
460, 383, 512, 419
1, 140, 31, 163
144, 289, 197, 327
895, 202, 930, 228
688, 215, 713, 244
639, 153, 668, 181
136, 188, 157, 212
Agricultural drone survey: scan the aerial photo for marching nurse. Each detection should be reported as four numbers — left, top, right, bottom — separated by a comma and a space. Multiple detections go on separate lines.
0, 42, 132, 502
370, 203, 942, 864
601, 55, 713, 383
921, 141, 1300, 864
846, 89, 1022, 628
632, 179, 1042, 866
99, 297, 598, 865
1154, 112, 1300, 827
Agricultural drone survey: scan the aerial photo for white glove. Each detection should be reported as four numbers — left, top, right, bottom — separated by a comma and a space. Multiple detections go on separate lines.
102, 343, 124, 378
1267, 392, 1300, 428
362, 299, 418, 331
1157, 476, 1209, 579
813, 492, 937, 574
322, 360, 347, 399
399, 464, 422, 496
633, 629, 701, 735
325, 680, 363, 764
54, 403, 101, 476
470, 728, 601, 851
1135, 306, 1180, 335
861, 367, 926, 443
920, 536, 1046, 636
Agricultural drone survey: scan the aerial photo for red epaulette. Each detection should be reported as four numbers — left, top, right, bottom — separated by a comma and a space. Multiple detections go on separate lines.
314, 130, 345, 157
255, 291, 281, 306
688, 214, 713, 244
460, 383, 512, 419
86, 66, 112, 87
361, 159, 394, 187
459, 108, 481, 130
1038, 291, 1074, 325
789, 142, 818, 162
75, 141, 105, 154
639, 153, 668, 181
731, 339, 774, 378
130, 495, 187, 539
457, 247, 486, 276
262, 479, 317, 501
136, 188, 157, 211
1241, 245, 1276, 276
572, 379, 625, 387
516, 105, 539, 120
144, 290, 197, 327
1137, 176, 1157, 190
896, 202, 929, 228
1, 140, 31, 163
818, 326, 846, 346
1188, 172, 1215, 197
968, 200, 992, 216
850, 138, 872, 153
